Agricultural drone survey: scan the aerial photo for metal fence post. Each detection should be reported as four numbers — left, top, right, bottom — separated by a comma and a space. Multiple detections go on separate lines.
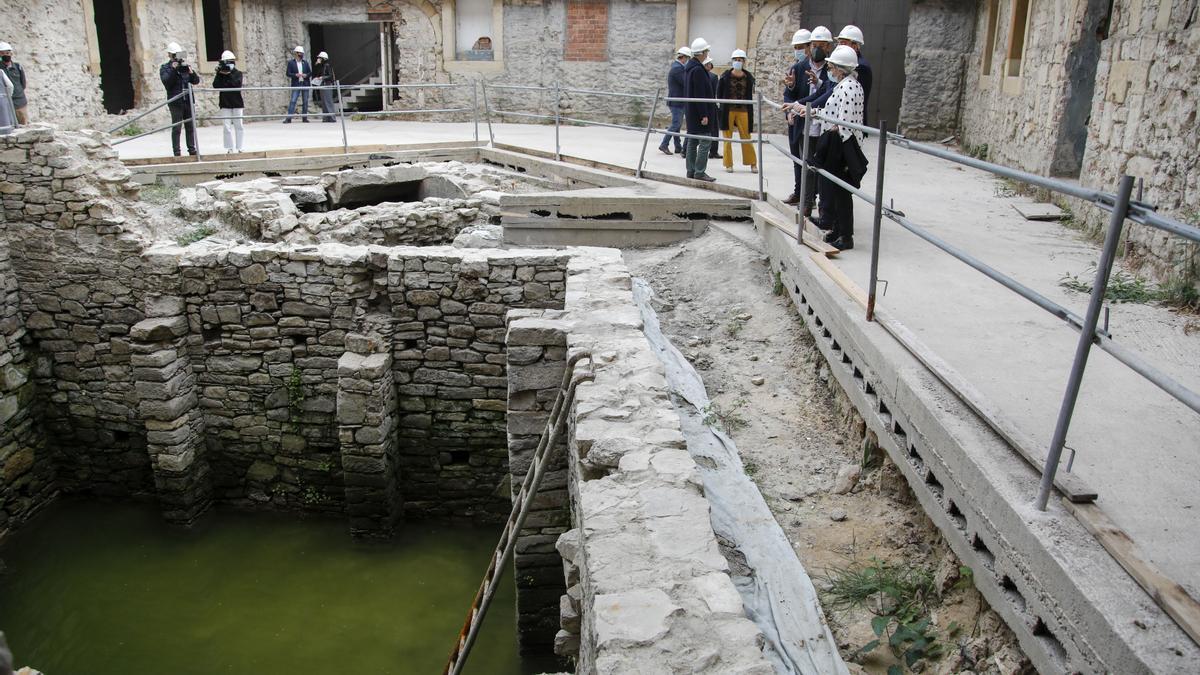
336, 82, 349, 155
1034, 174, 1135, 511
472, 82, 480, 144
482, 82, 495, 145
756, 91, 765, 200
635, 88, 662, 179
866, 120, 888, 322
554, 82, 562, 161
187, 86, 202, 161
798, 103, 813, 240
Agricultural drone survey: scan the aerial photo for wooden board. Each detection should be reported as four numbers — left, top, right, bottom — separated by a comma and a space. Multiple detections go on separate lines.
754, 202, 839, 257
1064, 499, 1200, 647
810, 252, 868, 308
1011, 200, 1067, 221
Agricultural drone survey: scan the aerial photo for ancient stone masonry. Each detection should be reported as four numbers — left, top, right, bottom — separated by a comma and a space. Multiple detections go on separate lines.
505, 249, 775, 673
338, 349, 401, 537
896, 0, 977, 141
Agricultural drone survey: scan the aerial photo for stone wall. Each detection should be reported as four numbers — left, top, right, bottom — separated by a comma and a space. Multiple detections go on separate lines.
1075, 0, 1200, 283
897, 0, 977, 140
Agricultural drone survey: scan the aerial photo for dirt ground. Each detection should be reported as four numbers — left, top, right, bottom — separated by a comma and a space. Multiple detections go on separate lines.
623, 224, 1032, 675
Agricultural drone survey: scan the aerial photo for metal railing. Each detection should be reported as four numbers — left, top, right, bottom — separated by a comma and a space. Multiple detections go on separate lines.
107, 82, 479, 158
761, 95, 1200, 510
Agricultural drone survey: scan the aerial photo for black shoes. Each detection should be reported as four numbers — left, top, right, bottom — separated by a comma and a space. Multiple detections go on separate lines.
831, 237, 853, 250
693, 173, 716, 183
659, 147, 673, 155
783, 193, 800, 205
687, 171, 695, 179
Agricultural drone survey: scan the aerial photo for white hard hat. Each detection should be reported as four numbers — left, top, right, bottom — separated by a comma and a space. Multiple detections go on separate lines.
731, 49, 747, 60
827, 45, 859, 70
221, 50, 236, 61
167, 42, 182, 54
690, 37, 711, 54
676, 46, 692, 57
837, 25, 865, 45
703, 56, 713, 66
294, 45, 305, 54
810, 26, 834, 43
317, 51, 329, 59
791, 29, 811, 46
0, 42, 12, 52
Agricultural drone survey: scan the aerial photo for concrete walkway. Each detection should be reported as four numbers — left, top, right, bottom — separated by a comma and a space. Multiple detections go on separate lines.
116, 120, 1200, 599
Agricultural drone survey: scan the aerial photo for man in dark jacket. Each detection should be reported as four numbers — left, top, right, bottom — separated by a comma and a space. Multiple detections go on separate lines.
160, 42, 200, 156
312, 51, 337, 123
658, 47, 690, 155
683, 38, 716, 182
837, 25, 872, 120
782, 29, 812, 205
705, 58, 721, 159
0, 42, 29, 125
284, 46, 311, 123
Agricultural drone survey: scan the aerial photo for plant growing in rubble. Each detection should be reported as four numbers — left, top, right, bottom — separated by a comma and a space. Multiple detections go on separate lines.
175, 225, 216, 246
701, 397, 749, 435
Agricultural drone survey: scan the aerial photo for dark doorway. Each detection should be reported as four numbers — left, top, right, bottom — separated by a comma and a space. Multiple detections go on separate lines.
801, 0, 911, 127
308, 22, 383, 111
201, 0, 227, 63
93, 0, 135, 114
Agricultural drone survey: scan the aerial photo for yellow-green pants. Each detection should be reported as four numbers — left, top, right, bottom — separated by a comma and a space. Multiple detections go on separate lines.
723, 109, 757, 169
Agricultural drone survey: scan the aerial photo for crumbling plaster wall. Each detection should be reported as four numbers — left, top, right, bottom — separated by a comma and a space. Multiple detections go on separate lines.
1075, 0, 1200, 283
958, 0, 1094, 174
5, 0, 108, 123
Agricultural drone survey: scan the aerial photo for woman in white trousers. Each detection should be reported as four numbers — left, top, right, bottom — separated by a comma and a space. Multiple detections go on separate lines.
212, 50, 245, 153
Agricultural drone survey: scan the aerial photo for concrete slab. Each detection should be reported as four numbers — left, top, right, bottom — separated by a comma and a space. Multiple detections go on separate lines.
1011, 200, 1067, 220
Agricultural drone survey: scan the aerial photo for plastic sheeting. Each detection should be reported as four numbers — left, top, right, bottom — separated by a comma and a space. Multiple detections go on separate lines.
633, 277, 849, 675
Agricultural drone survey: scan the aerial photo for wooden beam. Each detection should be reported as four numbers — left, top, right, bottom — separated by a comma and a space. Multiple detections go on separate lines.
1064, 499, 1200, 647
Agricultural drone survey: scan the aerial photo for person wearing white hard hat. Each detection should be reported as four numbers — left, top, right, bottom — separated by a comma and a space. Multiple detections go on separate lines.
810, 45, 866, 251
703, 57, 721, 159
785, 25, 838, 221
683, 38, 717, 182
0, 41, 28, 125
716, 49, 757, 174
783, 29, 814, 206
284, 46, 312, 123
312, 51, 337, 123
658, 46, 692, 156
0, 67, 16, 132
160, 42, 200, 156
213, 50, 245, 153
836, 25, 872, 118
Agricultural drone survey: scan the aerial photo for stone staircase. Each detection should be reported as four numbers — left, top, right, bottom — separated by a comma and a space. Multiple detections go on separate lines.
339, 76, 383, 111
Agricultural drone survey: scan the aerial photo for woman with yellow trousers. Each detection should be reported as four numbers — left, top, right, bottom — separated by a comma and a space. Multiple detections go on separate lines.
715, 49, 758, 173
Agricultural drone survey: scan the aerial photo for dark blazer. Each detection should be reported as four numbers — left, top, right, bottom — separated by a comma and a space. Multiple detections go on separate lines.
813, 130, 869, 188
213, 69, 244, 109
783, 57, 811, 104
666, 60, 687, 109
159, 61, 200, 101
286, 58, 312, 87
683, 58, 715, 132
715, 70, 755, 132
857, 54, 873, 116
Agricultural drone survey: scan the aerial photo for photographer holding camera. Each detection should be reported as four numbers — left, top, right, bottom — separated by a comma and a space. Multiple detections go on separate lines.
311, 51, 337, 123
213, 50, 245, 153
159, 42, 200, 156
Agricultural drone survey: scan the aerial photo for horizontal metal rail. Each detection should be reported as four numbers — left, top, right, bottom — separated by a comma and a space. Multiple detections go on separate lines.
485, 84, 550, 92
107, 90, 189, 134
767, 138, 879, 205
110, 119, 188, 145
664, 95, 760, 105
560, 86, 653, 100
191, 82, 470, 93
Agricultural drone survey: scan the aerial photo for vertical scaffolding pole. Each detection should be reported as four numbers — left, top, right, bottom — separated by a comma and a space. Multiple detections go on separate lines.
1034, 175, 1134, 511
798, 103, 812, 240
866, 119, 888, 322
187, 86, 202, 161
482, 82, 494, 145
636, 88, 662, 179
336, 82, 348, 154
756, 91, 765, 200
554, 82, 562, 161
472, 82, 479, 144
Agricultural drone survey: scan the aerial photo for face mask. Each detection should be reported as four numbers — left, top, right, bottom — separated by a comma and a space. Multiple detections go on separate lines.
828, 71, 840, 83
732, 61, 743, 71
1, 55, 11, 63
794, 49, 805, 60
812, 46, 828, 63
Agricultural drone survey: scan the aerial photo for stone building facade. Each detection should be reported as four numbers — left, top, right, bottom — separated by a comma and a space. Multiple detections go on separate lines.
899, 0, 1199, 287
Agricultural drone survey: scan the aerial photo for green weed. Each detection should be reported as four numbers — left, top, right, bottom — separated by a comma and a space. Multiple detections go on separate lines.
701, 397, 749, 435
116, 124, 144, 137
773, 269, 785, 296
140, 183, 180, 205
175, 225, 216, 246
1059, 265, 1162, 304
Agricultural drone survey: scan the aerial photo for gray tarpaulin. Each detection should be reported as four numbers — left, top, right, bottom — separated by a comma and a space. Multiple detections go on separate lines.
633, 277, 849, 675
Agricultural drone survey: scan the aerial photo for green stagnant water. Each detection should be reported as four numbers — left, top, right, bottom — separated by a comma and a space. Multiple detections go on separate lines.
0, 501, 556, 675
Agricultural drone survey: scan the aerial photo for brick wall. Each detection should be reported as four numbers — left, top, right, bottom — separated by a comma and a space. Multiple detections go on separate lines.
564, 0, 609, 62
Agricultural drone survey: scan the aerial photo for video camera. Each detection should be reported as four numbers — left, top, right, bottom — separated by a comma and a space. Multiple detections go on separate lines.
217, 60, 235, 74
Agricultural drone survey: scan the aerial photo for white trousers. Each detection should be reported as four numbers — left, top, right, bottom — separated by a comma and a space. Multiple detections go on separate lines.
218, 107, 244, 151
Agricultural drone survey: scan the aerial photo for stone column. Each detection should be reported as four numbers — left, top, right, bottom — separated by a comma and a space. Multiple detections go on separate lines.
337, 348, 401, 538
130, 309, 210, 525
506, 313, 571, 653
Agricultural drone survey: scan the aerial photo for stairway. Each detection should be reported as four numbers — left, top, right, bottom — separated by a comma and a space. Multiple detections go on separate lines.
339, 75, 383, 111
